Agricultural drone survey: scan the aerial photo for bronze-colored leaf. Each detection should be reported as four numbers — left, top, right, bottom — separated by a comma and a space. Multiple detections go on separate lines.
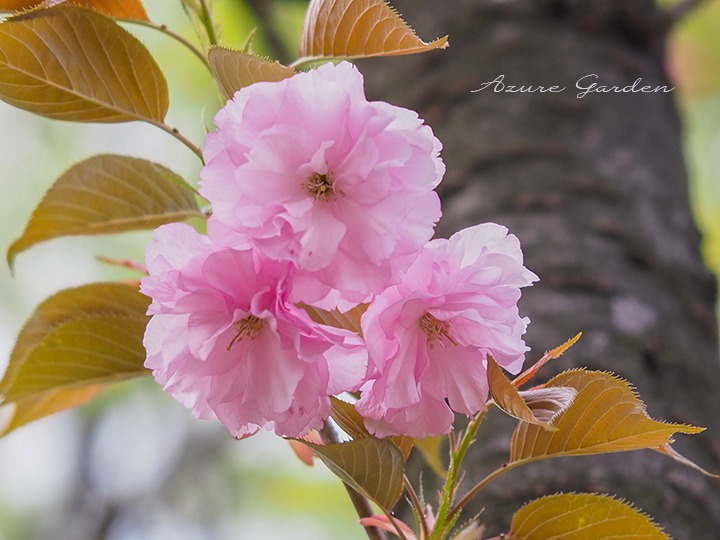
7, 154, 202, 267
506, 493, 668, 539
302, 303, 366, 335
487, 356, 559, 431
0, 384, 105, 436
1, 0, 151, 20
510, 369, 704, 463
0, 283, 150, 404
0, 5, 167, 122
299, 0, 448, 60
208, 47, 295, 100
302, 437, 404, 511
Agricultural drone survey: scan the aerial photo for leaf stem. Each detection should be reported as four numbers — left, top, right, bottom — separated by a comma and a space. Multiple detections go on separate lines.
148, 120, 204, 162
122, 18, 211, 72
430, 412, 486, 539
289, 56, 338, 70
319, 424, 388, 540
446, 461, 524, 524
198, 0, 218, 46
404, 474, 429, 540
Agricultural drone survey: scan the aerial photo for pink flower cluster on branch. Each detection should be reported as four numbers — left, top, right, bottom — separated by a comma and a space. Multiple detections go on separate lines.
141, 62, 536, 439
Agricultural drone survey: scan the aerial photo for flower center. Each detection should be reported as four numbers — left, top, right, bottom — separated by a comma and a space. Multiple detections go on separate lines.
227, 315, 264, 351
419, 313, 458, 347
305, 172, 340, 201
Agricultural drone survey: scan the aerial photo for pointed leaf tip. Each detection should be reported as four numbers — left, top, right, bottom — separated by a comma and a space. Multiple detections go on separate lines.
7, 154, 200, 267
300, 0, 448, 60
510, 369, 705, 465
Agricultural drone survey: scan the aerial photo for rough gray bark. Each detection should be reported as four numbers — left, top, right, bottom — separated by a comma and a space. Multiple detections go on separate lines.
361, 0, 720, 537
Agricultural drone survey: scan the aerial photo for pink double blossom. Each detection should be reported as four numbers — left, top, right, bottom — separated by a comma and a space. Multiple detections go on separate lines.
200, 61, 444, 308
356, 224, 538, 439
141, 223, 366, 438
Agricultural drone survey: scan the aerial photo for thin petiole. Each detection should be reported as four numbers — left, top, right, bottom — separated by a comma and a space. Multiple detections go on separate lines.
147, 119, 204, 162
446, 461, 524, 525
404, 474, 429, 539
121, 18, 212, 73
430, 411, 486, 539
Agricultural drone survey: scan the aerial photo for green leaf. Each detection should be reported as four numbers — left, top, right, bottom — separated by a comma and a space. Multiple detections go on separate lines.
208, 47, 295, 100
510, 369, 704, 463
0, 283, 150, 406
505, 493, 669, 539
0, 384, 105, 436
299, 0, 448, 60
7, 154, 202, 267
303, 437, 404, 511
0, 5, 168, 122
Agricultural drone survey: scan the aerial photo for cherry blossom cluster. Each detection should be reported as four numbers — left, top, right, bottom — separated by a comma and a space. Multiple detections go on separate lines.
141, 62, 537, 439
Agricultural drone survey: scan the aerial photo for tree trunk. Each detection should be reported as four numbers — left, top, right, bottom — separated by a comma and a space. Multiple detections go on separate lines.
361, 0, 720, 537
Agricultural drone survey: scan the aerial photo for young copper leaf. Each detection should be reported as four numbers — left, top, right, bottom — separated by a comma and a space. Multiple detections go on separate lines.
299, 0, 448, 60
0, 283, 150, 404
302, 437, 404, 511
0, 384, 105, 436
1, 0, 150, 20
0, 5, 168, 122
510, 369, 704, 463
487, 356, 559, 431
208, 47, 295, 100
505, 493, 669, 539
302, 303, 366, 335
7, 154, 202, 267
513, 332, 582, 388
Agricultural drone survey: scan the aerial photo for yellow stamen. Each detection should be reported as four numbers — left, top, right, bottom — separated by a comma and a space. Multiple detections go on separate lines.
227, 315, 264, 350
305, 172, 340, 201
419, 313, 459, 347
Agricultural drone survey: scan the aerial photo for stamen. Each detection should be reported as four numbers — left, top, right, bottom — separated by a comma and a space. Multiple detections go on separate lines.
227, 315, 264, 350
419, 313, 459, 347
305, 172, 340, 201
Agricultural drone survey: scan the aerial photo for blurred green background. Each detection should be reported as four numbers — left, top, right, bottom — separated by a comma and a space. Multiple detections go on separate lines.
0, 1, 718, 539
